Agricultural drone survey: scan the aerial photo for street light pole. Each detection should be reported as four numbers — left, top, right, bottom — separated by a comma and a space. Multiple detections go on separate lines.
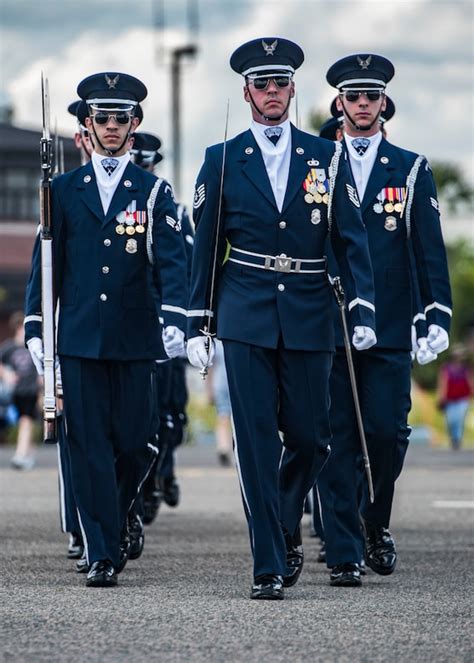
171, 44, 198, 199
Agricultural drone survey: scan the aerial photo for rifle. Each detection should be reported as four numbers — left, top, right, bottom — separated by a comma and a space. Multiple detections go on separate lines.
40, 73, 56, 443
331, 276, 374, 503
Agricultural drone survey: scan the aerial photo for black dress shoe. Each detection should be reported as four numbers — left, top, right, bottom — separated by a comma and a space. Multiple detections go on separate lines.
86, 560, 117, 587
116, 527, 131, 574
76, 553, 89, 573
250, 574, 284, 600
364, 522, 397, 575
282, 527, 304, 588
128, 512, 145, 560
317, 541, 326, 564
330, 563, 362, 587
67, 532, 84, 559
160, 476, 180, 507
142, 489, 162, 525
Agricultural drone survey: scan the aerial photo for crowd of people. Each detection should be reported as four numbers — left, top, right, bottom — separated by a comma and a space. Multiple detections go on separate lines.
3, 35, 471, 598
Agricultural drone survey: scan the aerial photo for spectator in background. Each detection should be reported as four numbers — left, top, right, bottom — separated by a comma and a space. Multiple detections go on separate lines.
207, 340, 233, 466
438, 346, 472, 450
0, 311, 40, 469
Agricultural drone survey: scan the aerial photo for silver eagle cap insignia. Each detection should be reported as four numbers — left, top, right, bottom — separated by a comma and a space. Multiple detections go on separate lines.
357, 55, 372, 70
105, 74, 120, 89
262, 40, 278, 56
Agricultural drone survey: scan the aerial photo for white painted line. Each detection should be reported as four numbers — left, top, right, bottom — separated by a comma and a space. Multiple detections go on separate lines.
433, 500, 474, 509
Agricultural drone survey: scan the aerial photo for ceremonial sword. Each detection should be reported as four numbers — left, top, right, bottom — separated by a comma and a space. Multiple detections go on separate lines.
40, 73, 57, 443
199, 99, 230, 379
331, 276, 375, 503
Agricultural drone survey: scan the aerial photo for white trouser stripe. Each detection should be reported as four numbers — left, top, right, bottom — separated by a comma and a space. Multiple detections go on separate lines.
230, 415, 255, 550
76, 509, 89, 565
56, 443, 67, 533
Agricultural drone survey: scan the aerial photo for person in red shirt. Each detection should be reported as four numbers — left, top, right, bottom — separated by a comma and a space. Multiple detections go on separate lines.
438, 346, 472, 450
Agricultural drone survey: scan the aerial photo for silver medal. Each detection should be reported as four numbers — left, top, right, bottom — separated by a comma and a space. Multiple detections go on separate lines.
373, 202, 384, 214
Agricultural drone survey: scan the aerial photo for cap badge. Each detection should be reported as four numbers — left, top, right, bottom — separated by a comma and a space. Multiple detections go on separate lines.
262, 39, 278, 56
357, 55, 372, 70
105, 73, 120, 89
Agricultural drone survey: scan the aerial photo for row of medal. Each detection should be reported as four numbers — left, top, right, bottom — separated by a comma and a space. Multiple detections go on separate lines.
115, 210, 147, 236
303, 168, 329, 205
373, 187, 406, 215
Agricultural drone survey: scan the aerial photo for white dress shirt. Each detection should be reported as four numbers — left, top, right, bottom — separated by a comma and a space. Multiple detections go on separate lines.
344, 131, 382, 202
91, 151, 130, 215
250, 119, 291, 212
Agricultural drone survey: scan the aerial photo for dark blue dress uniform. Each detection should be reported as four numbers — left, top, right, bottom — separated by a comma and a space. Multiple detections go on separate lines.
24, 76, 188, 570
189, 113, 376, 579
318, 55, 452, 572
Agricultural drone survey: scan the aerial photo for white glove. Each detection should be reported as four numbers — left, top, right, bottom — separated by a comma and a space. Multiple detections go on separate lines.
427, 324, 449, 355
416, 337, 438, 365
352, 326, 377, 351
187, 336, 215, 370
162, 326, 186, 359
26, 337, 44, 375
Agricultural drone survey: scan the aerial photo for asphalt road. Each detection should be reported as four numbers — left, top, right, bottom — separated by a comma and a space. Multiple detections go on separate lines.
1, 442, 473, 663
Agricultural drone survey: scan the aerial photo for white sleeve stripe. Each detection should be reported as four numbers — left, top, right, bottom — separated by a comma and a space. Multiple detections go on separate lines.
24, 315, 42, 324
161, 304, 187, 317
187, 309, 214, 318
348, 298, 375, 313
424, 302, 452, 317
413, 313, 426, 324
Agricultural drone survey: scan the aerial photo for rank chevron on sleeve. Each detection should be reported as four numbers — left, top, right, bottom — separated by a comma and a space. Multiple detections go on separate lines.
193, 183, 206, 209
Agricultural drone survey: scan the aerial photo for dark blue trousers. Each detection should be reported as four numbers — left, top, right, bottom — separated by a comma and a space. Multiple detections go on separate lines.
56, 412, 80, 535
223, 339, 332, 578
60, 356, 155, 567
318, 348, 411, 568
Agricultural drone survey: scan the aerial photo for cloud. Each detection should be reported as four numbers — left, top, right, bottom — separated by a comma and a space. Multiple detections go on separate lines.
5, 0, 473, 205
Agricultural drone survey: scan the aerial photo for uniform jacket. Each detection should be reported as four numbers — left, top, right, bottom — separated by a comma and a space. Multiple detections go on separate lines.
188, 124, 375, 352
25, 160, 188, 361
328, 138, 452, 350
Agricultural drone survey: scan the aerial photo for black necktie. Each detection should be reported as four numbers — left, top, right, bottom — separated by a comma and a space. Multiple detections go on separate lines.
351, 138, 370, 156
264, 126, 283, 146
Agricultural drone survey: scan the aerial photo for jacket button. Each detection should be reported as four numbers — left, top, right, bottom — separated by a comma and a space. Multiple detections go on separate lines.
100, 293, 107, 301
278, 284, 285, 292
104, 239, 111, 246
102, 266, 110, 274
279, 221, 287, 229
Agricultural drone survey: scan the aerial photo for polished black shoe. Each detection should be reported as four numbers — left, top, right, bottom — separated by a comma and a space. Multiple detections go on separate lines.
161, 476, 180, 507
128, 512, 145, 560
76, 553, 89, 573
86, 560, 117, 587
282, 527, 304, 588
364, 522, 397, 575
142, 489, 162, 525
116, 528, 131, 574
317, 541, 326, 564
67, 532, 84, 559
250, 574, 284, 600
330, 563, 362, 587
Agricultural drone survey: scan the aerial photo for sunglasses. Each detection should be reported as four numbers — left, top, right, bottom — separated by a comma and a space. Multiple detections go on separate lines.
248, 76, 292, 91
341, 90, 384, 103
92, 111, 133, 125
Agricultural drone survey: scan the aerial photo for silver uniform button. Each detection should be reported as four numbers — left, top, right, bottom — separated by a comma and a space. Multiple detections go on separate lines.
100, 293, 107, 301
104, 239, 111, 246
279, 221, 287, 229
278, 283, 285, 292
102, 266, 110, 274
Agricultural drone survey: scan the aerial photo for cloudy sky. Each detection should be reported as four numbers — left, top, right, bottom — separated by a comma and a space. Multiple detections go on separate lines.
1, 0, 473, 205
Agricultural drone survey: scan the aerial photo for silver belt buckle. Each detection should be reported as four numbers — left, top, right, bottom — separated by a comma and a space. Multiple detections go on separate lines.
275, 255, 292, 272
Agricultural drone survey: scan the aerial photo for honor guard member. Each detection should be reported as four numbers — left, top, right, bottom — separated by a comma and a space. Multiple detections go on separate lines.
130, 133, 194, 522
317, 54, 452, 587
25, 72, 188, 588
187, 38, 377, 600
68, 100, 94, 164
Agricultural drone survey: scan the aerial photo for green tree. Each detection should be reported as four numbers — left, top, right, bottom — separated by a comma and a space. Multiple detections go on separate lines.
430, 162, 474, 214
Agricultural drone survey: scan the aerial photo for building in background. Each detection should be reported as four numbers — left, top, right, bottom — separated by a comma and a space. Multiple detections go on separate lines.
0, 120, 80, 339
